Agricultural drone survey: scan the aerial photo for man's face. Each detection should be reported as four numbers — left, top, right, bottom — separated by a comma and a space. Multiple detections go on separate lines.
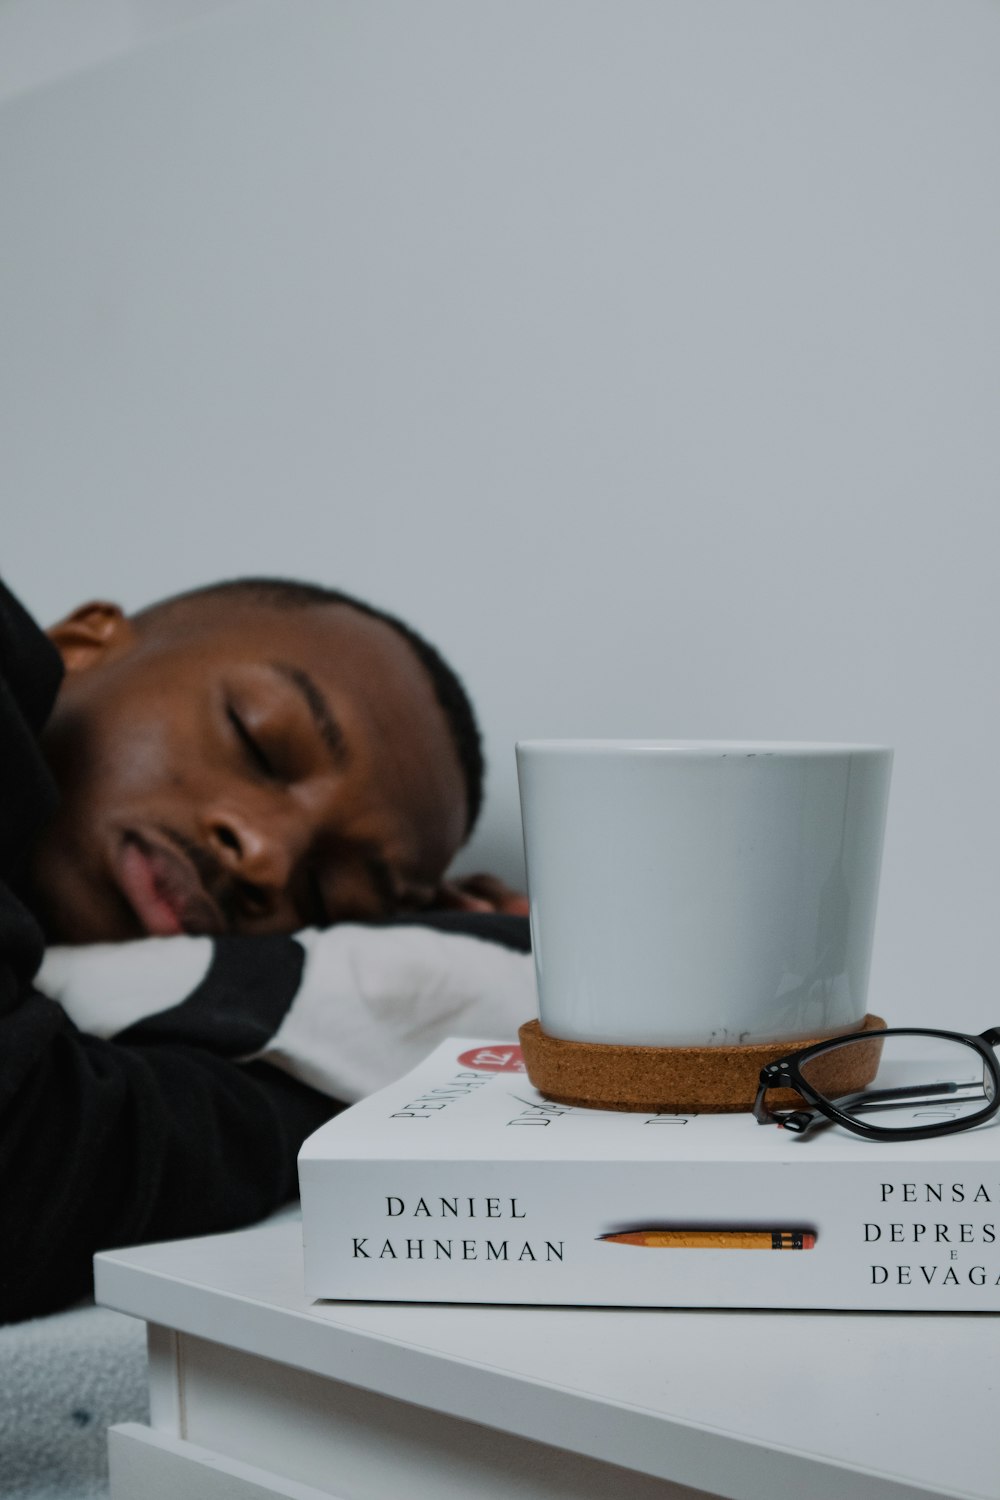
30, 595, 469, 944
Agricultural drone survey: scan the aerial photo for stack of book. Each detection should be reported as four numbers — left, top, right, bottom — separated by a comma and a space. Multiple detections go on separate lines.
298, 1038, 1000, 1311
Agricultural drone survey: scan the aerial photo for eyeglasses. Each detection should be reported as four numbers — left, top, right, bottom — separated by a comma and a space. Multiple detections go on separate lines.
753, 1026, 1000, 1141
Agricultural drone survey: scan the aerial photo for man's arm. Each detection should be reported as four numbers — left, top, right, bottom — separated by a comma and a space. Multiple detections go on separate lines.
0, 984, 333, 1324
4, 901, 534, 1323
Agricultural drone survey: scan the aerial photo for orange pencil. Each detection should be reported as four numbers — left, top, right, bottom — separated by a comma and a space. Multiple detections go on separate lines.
600, 1229, 815, 1250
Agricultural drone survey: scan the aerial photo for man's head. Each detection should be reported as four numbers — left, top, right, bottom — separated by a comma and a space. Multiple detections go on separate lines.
30, 579, 485, 944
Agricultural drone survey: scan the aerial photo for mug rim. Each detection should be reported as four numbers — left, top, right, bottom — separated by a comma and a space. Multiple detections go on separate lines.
515, 739, 892, 756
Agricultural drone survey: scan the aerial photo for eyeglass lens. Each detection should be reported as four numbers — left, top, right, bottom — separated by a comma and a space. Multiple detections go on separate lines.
798, 1033, 996, 1132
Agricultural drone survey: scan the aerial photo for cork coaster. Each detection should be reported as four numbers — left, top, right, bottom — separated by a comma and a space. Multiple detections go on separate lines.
518, 1014, 887, 1113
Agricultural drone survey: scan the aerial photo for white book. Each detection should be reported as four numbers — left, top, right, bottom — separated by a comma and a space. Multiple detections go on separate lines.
298, 1038, 1000, 1311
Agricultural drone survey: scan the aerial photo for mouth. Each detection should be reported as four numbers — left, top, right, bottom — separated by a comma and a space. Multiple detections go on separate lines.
114, 831, 224, 938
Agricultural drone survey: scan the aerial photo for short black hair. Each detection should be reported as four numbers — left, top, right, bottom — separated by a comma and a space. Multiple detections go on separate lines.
140, 577, 485, 836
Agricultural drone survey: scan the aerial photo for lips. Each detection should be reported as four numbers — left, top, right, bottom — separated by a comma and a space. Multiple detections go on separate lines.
115, 833, 224, 938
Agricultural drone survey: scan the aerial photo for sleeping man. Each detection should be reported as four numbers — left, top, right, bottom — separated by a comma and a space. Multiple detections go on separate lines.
0, 576, 534, 1322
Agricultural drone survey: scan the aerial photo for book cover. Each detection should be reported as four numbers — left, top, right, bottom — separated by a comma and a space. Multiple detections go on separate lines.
298, 1039, 1000, 1311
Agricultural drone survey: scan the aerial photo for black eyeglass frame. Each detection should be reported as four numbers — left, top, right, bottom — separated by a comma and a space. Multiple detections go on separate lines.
753, 1026, 1000, 1142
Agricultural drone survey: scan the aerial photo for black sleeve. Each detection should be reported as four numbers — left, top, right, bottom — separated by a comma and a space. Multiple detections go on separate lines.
0, 987, 335, 1324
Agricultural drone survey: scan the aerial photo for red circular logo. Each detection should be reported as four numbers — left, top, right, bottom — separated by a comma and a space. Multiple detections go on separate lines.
456, 1044, 526, 1073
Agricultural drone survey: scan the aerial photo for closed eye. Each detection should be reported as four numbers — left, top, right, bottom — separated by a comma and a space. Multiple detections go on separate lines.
227, 706, 276, 779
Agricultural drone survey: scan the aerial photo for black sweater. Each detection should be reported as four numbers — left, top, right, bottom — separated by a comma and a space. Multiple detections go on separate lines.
0, 580, 334, 1322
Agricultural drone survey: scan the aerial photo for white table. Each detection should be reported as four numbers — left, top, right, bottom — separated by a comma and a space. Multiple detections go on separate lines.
95, 1215, 995, 1500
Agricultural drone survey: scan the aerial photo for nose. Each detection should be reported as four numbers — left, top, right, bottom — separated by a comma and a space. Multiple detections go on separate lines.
203, 801, 308, 923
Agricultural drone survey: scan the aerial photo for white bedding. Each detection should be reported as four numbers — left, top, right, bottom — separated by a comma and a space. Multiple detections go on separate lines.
36, 916, 537, 1103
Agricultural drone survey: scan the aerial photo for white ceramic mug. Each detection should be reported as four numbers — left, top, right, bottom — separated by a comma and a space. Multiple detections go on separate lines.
516, 741, 893, 1048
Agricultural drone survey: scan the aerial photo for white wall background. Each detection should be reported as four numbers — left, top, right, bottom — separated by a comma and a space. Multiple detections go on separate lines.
2, 0, 998, 1027
0, 0, 240, 102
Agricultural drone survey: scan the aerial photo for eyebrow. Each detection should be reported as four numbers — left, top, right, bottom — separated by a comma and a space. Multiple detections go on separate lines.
270, 661, 349, 769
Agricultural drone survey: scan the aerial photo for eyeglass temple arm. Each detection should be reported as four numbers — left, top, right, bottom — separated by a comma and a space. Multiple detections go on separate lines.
769, 1079, 990, 1133
980, 1027, 1000, 1047
835, 1080, 969, 1110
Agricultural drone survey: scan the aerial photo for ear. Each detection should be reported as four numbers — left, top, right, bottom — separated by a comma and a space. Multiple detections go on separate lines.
47, 601, 136, 674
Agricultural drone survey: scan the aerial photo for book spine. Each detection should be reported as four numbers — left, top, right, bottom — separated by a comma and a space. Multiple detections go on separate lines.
300, 1157, 1000, 1311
